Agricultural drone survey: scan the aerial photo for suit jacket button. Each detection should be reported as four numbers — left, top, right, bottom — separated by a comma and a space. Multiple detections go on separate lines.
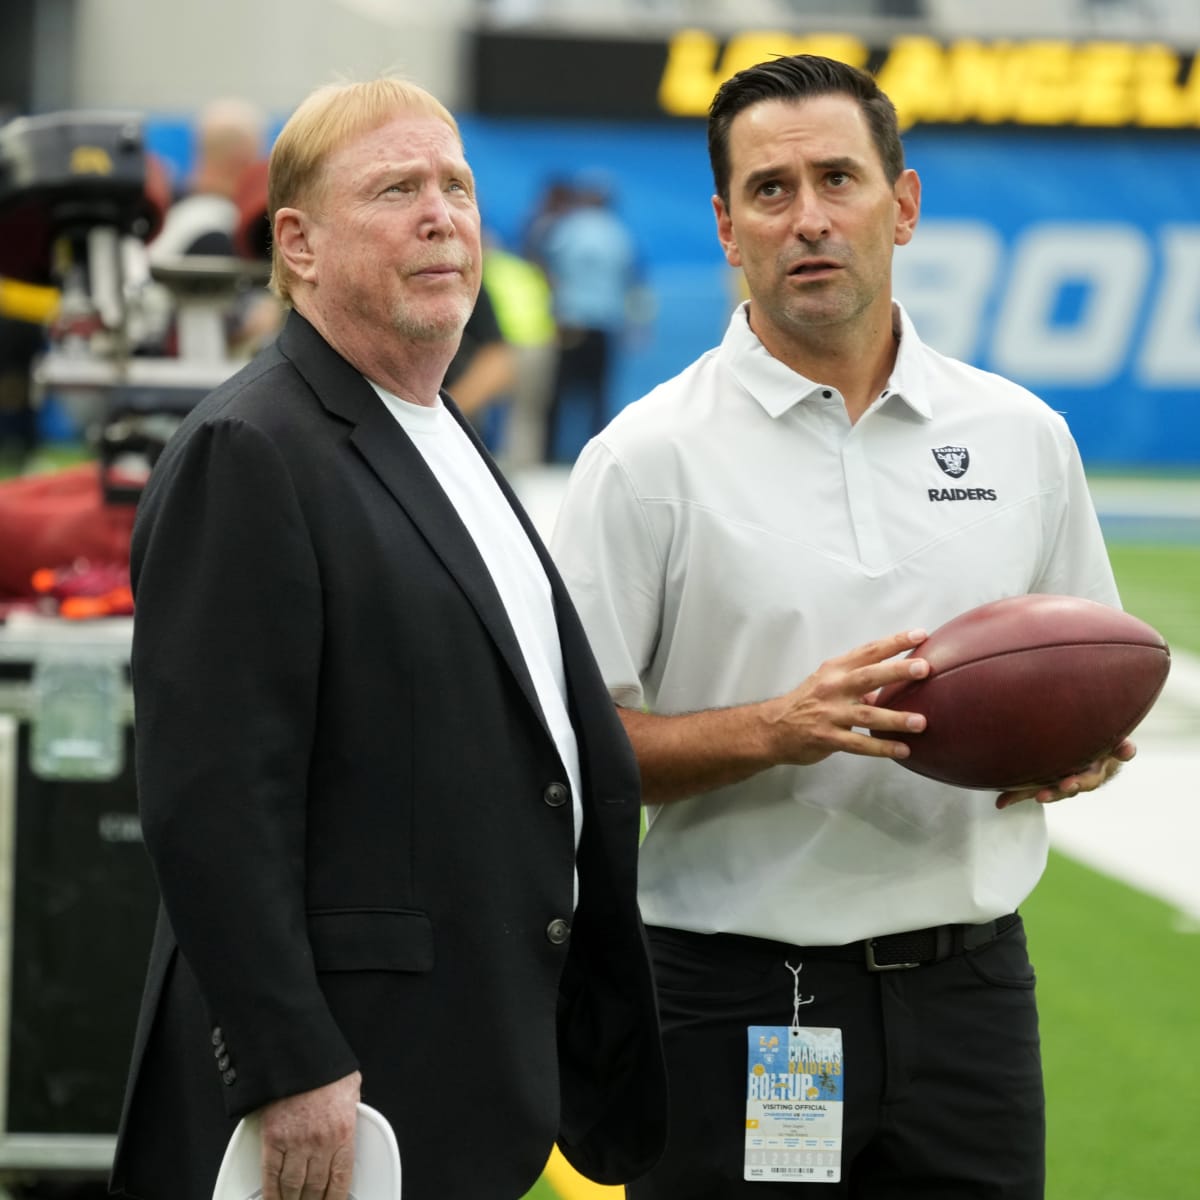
546, 918, 570, 945
217, 1054, 231, 1071
214, 1042, 227, 1058
222, 1067, 238, 1085
211, 1027, 223, 1047
543, 782, 569, 808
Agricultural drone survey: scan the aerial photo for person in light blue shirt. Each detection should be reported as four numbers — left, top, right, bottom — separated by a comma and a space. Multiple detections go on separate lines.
539, 172, 639, 461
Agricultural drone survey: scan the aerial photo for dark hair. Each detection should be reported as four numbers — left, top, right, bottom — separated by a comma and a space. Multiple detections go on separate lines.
708, 55, 905, 204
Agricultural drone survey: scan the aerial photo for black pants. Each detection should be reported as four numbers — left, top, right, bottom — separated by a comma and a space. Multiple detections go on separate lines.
630, 920, 1044, 1199
544, 326, 610, 462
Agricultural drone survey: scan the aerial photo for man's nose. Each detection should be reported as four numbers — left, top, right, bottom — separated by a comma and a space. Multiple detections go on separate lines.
418, 187, 456, 237
790, 189, 831, 242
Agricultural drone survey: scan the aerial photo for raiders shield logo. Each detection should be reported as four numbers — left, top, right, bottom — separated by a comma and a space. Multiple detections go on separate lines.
932, 445, 970, 478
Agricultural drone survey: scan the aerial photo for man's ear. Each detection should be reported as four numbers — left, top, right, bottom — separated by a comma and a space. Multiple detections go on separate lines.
274, 207, 318, 283
893, 169, 921, 248
713, 194, 741, 268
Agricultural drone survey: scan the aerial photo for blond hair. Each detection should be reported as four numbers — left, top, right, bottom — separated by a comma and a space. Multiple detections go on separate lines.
268, 78, 461, 303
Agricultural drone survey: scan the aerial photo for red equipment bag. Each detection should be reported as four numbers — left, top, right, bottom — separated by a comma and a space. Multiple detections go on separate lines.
0, 464, 136, 599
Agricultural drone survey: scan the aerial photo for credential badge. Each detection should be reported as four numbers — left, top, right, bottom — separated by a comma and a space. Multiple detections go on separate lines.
932, 446, 970, 478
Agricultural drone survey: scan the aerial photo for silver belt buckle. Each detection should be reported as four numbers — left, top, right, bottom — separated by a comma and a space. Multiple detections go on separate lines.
865, 939, 921, 972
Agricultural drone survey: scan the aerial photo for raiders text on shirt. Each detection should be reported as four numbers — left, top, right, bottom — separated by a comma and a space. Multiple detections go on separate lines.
929, 486, 998, 501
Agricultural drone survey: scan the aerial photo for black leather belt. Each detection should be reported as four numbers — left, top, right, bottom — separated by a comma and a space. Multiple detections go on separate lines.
836, 913, 1021, 972
645, 914, 1023, 974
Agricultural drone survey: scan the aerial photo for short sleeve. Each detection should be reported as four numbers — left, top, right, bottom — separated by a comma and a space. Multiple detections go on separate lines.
550, 439, 664, 710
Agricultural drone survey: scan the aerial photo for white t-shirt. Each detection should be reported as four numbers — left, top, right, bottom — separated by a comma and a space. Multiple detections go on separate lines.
551, 302, 1119, 945
372, 384, 583, 851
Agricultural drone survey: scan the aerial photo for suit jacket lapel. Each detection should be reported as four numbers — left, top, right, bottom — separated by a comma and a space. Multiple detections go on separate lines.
276, 312, 550, 736
447, 403, 637, 810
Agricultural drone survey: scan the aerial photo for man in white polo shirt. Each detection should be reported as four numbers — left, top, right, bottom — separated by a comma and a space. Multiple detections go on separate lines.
551, 54, 1132, 1199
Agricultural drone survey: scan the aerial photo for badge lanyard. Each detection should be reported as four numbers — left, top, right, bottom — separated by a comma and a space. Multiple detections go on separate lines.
744, 961, 844, 1183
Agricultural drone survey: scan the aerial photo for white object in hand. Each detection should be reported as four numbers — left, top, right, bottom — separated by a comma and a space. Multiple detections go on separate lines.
212, 1102, 402, 1200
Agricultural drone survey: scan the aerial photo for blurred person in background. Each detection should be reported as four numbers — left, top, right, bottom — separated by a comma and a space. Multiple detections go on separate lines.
444, 230, 559, 468
552, 53, 1131, 1199
481, 232, 557, 471
111, 75, 665, 1200
149, 97, 266, 260
441, 268, 516, 442
538, 170, 644, 462
521, 176, 575, 270
147, 97, 282, 359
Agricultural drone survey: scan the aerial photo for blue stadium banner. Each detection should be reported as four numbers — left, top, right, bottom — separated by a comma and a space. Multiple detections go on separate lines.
454, 114, 1200, 467
895, 131, 1200, 466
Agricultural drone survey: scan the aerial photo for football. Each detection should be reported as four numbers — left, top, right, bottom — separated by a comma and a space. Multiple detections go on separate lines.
872, 594, 1171, 791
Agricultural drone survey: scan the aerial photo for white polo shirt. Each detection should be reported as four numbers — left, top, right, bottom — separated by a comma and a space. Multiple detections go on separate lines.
551, 301, 1118, 946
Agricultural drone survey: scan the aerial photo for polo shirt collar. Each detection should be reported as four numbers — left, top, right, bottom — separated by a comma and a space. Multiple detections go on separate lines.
888, 302, 933, 420
721, 300, 933, 421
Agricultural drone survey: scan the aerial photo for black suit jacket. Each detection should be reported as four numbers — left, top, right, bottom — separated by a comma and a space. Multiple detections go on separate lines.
110, 312, 665, 1200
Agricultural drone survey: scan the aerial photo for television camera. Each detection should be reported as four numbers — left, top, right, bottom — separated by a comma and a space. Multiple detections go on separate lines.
0, 109, 271, 462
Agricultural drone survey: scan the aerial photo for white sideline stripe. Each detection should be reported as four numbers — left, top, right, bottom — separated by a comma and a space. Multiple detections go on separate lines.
1088, 476, 1200, 518
1162, 647, 1200, 707
511, 467, 1200, 926
1045, 751, 1200, 925
1045, 646, 1200, 924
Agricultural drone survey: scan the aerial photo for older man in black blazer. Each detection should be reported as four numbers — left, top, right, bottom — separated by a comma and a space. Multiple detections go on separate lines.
109, 77, 665, 1200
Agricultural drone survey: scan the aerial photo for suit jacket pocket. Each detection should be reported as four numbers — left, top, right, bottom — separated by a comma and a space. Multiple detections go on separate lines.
307, 908, 434, 973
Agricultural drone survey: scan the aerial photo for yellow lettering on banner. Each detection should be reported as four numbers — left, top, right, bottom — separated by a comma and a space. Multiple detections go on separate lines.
720, 32, 871, 82
659, 30, 869, 117
658, 29, 1200, 127
1135, 44, 1189, 125
720, 32, 806, 80
874, 36, 951, 128
1179, 49, 1200, 124
1179, 48, 1200, 124
1135, 45, 1200, 126
944, 41, 1013, 124
1012, 41, 1077, 125
658, 29, 722, 117
770, 33, 869, 72
1075, 42, 1137, 126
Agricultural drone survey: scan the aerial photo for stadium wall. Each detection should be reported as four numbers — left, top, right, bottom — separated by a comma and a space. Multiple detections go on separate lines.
50, 0, 468, 113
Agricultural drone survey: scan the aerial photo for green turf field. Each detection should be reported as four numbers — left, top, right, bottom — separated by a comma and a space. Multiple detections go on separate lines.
1026, 540, 1200, 1200
1026, 852, 1199, 1200
1108, 543, 1200, 656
